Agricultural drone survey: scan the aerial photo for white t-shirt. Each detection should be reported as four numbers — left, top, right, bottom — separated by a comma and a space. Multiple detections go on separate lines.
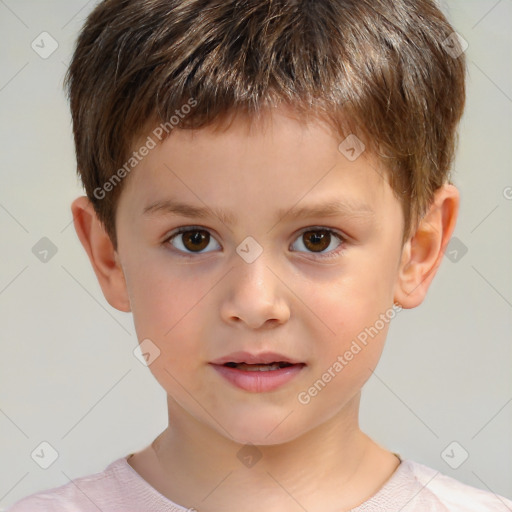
6, 453, 512, 511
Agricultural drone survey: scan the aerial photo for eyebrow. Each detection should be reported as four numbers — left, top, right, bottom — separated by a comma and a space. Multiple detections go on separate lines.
142, 197, 374, 226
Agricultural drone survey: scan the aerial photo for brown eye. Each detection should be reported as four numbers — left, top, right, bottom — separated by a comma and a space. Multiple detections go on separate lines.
181, 230, 210, 251
291, 228, 344, 257
167, 228, 221, 254
302, 230, 331, 252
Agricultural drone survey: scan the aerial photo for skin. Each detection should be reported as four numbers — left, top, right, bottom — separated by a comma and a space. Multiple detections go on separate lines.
72, 106, 459, 512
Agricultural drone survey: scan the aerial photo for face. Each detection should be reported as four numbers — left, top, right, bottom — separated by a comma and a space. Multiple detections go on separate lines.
114, 107, 406, 445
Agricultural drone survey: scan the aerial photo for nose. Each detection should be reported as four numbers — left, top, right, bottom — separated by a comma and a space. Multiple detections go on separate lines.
219, 253, 291, 330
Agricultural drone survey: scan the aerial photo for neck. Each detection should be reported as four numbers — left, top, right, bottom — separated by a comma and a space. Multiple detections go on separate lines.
142, 392, 399, 512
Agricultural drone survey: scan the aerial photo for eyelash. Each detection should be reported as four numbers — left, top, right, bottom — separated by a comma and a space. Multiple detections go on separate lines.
163, 225, 346, 260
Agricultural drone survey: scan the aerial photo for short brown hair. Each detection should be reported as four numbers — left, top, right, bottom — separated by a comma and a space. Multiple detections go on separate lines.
64, 0, 466, 250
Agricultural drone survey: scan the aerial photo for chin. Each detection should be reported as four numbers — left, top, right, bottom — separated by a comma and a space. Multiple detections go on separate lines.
218, 411, 306, 447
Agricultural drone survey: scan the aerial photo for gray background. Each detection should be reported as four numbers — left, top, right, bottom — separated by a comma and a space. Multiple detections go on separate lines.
1, 0, 511, 509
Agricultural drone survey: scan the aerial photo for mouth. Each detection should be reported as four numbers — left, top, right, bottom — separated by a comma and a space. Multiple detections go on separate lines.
221, 361, 300, 371
209, 351, 306, 391
210, 350, 305, 366
210, 360, 306, 392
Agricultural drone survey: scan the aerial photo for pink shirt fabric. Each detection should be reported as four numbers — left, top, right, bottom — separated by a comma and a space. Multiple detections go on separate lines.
6, 453, 512, 511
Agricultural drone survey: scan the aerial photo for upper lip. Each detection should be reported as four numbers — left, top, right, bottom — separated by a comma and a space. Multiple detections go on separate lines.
210, 351, 304, 365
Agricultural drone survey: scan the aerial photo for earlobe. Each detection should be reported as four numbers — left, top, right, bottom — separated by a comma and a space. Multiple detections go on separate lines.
393, 184, 459, 309
71, 196, 131, 312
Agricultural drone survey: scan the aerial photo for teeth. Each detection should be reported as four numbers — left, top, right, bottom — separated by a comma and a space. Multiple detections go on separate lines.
227, 362, 290, 371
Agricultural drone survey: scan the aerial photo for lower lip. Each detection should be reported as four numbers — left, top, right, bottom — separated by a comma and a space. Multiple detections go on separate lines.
210, 364, 305, 392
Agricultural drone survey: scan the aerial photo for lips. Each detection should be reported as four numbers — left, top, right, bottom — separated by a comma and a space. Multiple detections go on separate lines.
210, 351, 304, 366
210, 358, 305, 392
223, 362, 293, 371
209, 351, 306, 391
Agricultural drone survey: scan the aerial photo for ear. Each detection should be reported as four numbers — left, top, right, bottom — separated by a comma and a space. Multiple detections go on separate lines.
71, 196, 131, 312
394, 183, 459, 309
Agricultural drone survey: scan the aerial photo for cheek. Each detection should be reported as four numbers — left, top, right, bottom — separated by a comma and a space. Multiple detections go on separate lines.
128, 270, 207, 394
127, 261, 206, 336
127, 265, 214, 373
305, 267, 395, 339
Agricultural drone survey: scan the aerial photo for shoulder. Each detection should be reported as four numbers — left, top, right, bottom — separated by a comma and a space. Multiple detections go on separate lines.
5, 458, 128, 512
403, 459, 512, 512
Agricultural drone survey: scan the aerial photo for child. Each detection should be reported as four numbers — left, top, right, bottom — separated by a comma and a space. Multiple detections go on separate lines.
8, 0, 512, 510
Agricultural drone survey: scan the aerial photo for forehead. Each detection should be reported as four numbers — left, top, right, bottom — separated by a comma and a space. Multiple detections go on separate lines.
117, 107, 396, 226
